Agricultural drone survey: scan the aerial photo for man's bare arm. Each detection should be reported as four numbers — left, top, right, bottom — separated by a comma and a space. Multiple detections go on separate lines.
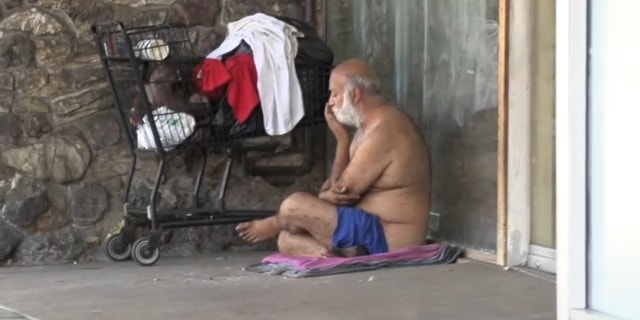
328, 137, 351, 187
318, 138, 356, 205
333, 129, 391, 197
320, 179, 331, 192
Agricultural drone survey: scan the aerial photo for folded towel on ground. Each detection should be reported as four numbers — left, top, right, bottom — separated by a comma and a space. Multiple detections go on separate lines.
243, 243, 463, 278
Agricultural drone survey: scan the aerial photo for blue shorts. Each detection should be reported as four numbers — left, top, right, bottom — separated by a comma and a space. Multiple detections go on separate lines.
331, 206, 389, 255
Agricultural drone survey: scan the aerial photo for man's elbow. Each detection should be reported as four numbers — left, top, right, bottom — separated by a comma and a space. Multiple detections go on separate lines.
333, 178, 353, 192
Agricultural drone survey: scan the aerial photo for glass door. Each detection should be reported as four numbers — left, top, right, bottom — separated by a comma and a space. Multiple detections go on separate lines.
587, 0, 640, 318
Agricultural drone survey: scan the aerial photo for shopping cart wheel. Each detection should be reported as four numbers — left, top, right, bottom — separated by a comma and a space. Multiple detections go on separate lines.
105, 233, 132, 262
131, 237, 160, 266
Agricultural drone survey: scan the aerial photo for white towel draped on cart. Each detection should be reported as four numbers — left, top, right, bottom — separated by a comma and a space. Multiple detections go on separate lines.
206, 13, 305, 136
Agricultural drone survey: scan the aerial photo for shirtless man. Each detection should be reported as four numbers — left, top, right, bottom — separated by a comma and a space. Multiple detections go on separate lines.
236, 59, 431, 257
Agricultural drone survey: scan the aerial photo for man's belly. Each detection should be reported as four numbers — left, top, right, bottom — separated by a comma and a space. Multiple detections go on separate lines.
356, 191, 430, 249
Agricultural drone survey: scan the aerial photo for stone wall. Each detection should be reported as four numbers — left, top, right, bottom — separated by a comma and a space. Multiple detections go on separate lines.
0, 0, 324, 266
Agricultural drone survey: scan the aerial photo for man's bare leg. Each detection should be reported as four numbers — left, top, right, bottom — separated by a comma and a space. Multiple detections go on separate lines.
235, 216, 281, 243
277, 192, 338, 245
236, 192, 338, 246
278, 231, 332, 257
277, 231, 369, 258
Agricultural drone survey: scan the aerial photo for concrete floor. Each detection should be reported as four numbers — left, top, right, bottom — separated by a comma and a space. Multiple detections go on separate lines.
0, 253, 556, 320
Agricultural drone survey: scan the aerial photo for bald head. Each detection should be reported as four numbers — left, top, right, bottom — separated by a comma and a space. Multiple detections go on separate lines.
327, 59, 384, 128
333, 59, 378, 79
331, 59, 382, 96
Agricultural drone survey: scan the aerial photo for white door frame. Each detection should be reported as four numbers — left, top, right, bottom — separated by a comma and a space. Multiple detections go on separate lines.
555, 0, 588, 317
504, 0, 532, 268
502, 0, 557, 273
555, 0, 623, 319
498, 0, 536, 269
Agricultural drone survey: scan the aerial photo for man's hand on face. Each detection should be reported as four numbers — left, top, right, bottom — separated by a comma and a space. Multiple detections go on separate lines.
319, 185, 360, 206
324, 103, 350, 142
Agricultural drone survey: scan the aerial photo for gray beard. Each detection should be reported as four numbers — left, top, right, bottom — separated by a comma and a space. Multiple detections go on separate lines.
333, 96, 362, 128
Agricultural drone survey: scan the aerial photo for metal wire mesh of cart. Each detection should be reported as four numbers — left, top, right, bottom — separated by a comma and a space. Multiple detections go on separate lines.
93, 22, 195, 62
296, 63, 331, 126
92, 22, 213, 154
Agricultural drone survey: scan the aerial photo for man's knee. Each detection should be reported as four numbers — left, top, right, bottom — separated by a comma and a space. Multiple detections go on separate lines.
278, 192, 338, 239
278, 192, 314, 223
280, 192, 314, 212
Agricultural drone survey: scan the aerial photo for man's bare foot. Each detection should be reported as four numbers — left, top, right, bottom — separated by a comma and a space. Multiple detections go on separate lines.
278, 231, 334, 258
331, 245, 369, 258
236, 217, 281, 243
319, 247, 334, 258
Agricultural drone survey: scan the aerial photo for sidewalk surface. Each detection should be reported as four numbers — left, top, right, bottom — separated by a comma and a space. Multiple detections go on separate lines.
0, 253, 556, 320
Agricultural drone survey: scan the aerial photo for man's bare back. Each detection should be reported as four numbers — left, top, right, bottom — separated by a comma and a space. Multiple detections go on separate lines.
236, 59, 431, 257
344, 104, 431, 250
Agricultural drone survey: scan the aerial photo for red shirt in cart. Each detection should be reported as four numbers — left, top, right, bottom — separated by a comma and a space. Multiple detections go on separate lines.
193, 53, 260, 124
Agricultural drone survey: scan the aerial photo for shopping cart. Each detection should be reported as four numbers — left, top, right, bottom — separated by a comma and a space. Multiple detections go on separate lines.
91, 20, 330, 266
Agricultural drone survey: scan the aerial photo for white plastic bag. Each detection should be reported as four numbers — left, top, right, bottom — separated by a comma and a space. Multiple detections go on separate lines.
136, 106, 196, 151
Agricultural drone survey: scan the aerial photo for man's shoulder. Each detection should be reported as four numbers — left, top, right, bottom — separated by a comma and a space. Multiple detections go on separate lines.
371, 107, 419, 134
